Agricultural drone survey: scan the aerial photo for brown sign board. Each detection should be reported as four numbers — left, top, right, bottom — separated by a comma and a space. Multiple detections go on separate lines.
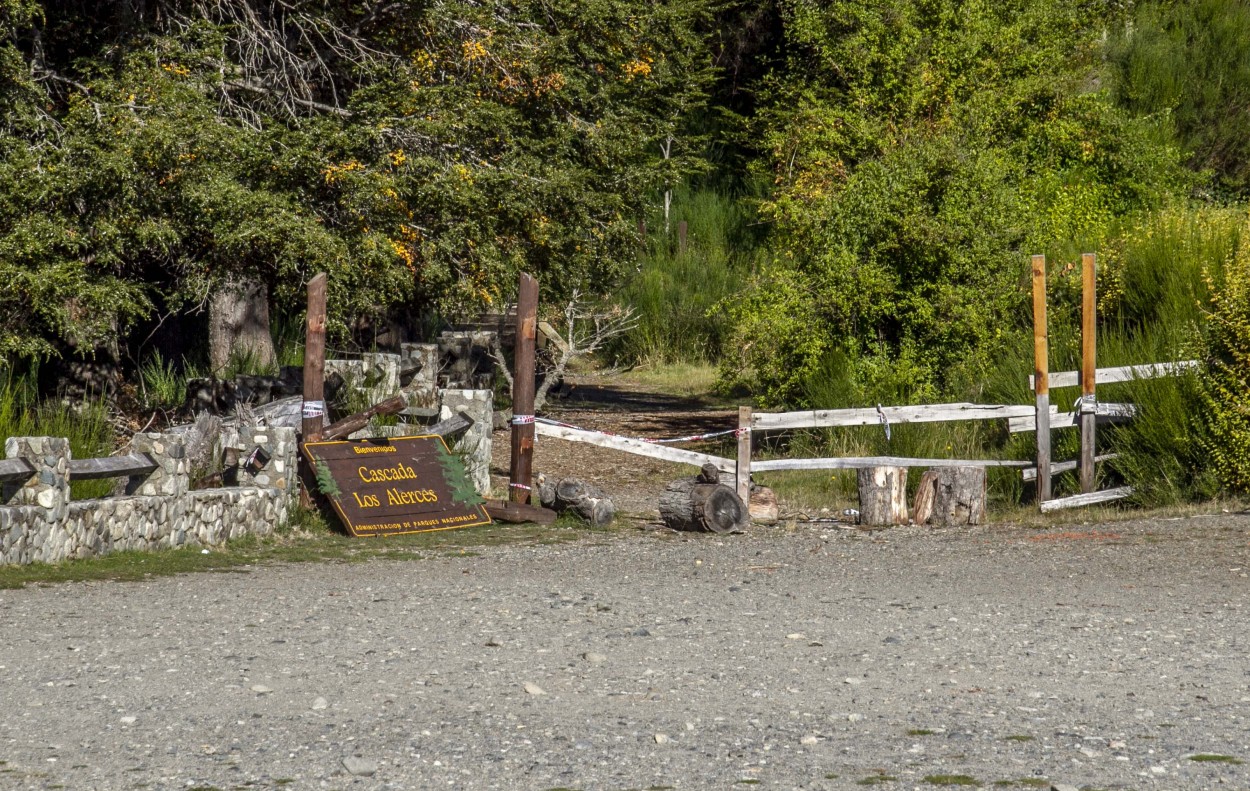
301, 435, 491, 537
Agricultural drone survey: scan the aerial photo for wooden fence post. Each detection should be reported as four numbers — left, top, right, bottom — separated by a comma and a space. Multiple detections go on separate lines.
678, 220, 688, 254
736, 406, 752, 504
1031, 255, 1052, 504
302, 273, 328, 442
1080, 252, 1097, 494
509, 272, 539, 504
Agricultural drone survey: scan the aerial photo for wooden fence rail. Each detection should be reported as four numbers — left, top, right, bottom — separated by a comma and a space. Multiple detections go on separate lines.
68, 453, 158, 481
1027, 360, 1198, 390
0, 458, 35, 484
752, 403, 1034, 431
533, 422, 734, 473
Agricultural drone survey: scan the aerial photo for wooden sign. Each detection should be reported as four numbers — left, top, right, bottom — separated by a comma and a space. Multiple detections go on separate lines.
301, 435, 490, 537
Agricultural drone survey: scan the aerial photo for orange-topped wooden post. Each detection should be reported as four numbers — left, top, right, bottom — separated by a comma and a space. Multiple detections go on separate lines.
509, 273, 539, 504
1031, 255, 1052, 503
1080, 252, 1097, 494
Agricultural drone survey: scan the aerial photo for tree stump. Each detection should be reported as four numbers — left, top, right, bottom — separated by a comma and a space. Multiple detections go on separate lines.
911, 469, 940, 525
659, 464, 748, 534
714, 472, 779, 525
857, 466, 908, 526
931, 466, 987, 526
537, 476, 615, 527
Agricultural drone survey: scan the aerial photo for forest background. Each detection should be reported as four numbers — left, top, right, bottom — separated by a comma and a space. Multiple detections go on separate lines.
0, 0, 1247, 507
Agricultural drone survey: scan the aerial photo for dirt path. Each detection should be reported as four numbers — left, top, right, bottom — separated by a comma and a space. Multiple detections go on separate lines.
2, 514, 1249, 790
490, 372, 740, 517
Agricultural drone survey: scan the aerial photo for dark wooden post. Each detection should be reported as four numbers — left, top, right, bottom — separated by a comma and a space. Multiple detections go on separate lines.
509, 273, 539, 503
678, 220, 688, 253
735, 406, 752, 504
638, 219, 647, 247
302, 272, 328, 443
1031, 255, 1052, 503
1080, 252, 1097, 494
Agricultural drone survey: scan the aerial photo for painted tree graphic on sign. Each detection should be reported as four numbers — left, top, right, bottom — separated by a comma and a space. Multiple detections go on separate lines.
435, 442, 484, 506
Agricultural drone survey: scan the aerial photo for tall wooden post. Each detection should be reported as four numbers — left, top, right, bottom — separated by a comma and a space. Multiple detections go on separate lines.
1079, 252, 1097, 494
509, 273, 539, 504
736, 406, 752, 504
678, 220, 688, 254
1031, 255, 1052, 503
302, 273, 328, 442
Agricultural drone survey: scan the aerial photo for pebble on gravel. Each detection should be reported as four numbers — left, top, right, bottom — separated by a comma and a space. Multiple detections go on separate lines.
800, 735, 819, 745
523, 682, 546, 695
311, 697, 328, 710
654, 733, 671, 744
249, 684, 273, 694
582, 652, 607, 664
119, 716, 136, 725
342, 757, 378, 777
1050, 784, 1079, 791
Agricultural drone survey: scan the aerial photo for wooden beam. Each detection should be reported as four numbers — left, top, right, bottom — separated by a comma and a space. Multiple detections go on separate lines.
68, 453, 158, 480
322, 395, 407, 441
752, 402, 1034, 431
302, 272, 328, 442
736, 406, 752, 503
1022, 453, 1119, 482
534, 422, 734, 472
484, 499, 558, 525
1028, 360, 1199, 390
1038, 486, 1134, 513
509, 272, 539, 504
0, 457, 35, 484
1008, 404, 1138, 433
1032, 253, 1052, 503
1080, 252, 1097, 494
751, 456, 1031, 472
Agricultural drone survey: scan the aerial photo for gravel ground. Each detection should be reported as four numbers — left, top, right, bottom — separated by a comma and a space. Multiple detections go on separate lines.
2, 514, 1250, 791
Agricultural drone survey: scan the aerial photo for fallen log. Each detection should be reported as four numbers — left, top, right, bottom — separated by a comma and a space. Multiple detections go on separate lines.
659, 463, 748, 534
484, 499, 558, 525
321, 395, 408, 441
538, 476, 615, 527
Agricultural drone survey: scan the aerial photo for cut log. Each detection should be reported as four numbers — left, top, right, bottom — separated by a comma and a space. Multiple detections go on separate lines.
857, 466, 908, 526
539, 476, 615, 527
658, 464, 748, 534
748, 486, 780, 525
931, 466, 987, 526
911, 470, 940, 525
483, 499, 558, 525
322, 395, 407, 441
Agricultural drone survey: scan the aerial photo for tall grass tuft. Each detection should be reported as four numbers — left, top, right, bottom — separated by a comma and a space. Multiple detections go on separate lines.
612, 185, 767, 365
0, 369, 117, 500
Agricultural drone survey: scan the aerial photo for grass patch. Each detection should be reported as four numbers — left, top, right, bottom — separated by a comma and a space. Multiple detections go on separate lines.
1003, 735, 1034, 743
613, 362, 726, 401
924, 776, 980, 787
736, 781, 760, 786
1189, 754, 1243, 764
857, 776, 898, 786
0, 517, 603, 589
908, 729, 937, 736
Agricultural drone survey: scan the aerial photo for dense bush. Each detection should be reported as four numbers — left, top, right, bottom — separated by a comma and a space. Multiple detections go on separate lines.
720, 0, 1190, 407
0, 0, 717, 360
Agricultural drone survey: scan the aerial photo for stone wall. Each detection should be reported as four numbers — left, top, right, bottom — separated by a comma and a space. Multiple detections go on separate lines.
0, 429, 294, 567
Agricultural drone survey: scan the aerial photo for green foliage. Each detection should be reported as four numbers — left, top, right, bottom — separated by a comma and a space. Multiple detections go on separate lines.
0, 0, 718, 361
1112, 0, 1250, 197
724, 0, 1189, 406
139, 351, 200, 409
613, 186, 764, 364
1195, 216, 1250, 492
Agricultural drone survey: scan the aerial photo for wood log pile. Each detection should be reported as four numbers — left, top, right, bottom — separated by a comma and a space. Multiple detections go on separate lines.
659, 464, 749, 534
538, 476, 615, 527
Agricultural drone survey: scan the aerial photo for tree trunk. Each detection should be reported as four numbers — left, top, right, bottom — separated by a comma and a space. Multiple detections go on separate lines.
539, 476, 615, 527
658, 464, 748, 534
209, 279, 276, 375
857, 466, 908, 526
931, 466, 988, 526
911, 469, 940, 526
